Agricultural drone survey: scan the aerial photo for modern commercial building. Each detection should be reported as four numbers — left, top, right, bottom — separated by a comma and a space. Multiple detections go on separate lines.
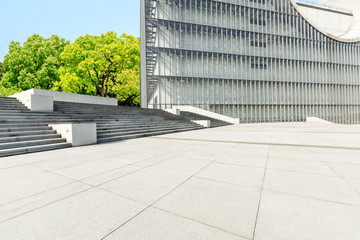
140, 0, 360, 124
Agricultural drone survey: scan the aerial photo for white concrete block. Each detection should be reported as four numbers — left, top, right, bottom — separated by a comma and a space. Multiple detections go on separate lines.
163, 108, 180, 115
50, 123, 97, 147
192, 120, 211, 128
30, 94, 53, 112
11, 88, 117, 106
173, 105, 239, 124
11, 92, 53, 112
306, 117, 333, 124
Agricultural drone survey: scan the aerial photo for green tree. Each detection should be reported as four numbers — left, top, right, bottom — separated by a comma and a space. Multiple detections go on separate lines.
113, 67, 140, 107
0, 62, 3, 79
0, 34, 69, 96
55, 31, 140, 105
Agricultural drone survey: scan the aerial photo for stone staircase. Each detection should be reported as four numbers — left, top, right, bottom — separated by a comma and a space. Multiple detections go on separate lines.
53, 102, 204, 143
179, 111, 232, 128
0, 97, 203, 157
0, 97, 71, 157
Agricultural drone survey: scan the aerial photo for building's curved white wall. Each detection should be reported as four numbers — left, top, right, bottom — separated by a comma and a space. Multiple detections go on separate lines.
297, 4, 353, 37
323, 0, 360, 39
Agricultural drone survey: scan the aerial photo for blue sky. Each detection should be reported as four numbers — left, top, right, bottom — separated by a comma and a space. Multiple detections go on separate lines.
0, 0, 327, 62
0, 0, 140, 61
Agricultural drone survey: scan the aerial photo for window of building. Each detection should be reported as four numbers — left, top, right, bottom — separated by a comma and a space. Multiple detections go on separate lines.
251, 64, 267, 70
250, 18, 266, 26
251, 40, 267, 48
250, 0, 266, 4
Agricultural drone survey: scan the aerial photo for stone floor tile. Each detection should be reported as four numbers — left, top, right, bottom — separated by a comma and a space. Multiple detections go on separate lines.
149, 157, 210, 177
267, 158, 336, 176
264, 169, 360, 205
254, 191, 360, 240
0, 172, 73, 206
99, 168, 188, 205
196, 162, 265, 189
0, 165, 45, 183
0, 182, 90, 223
154, 178, 261, 239
105, 207, 246, 240
326, 162, 360, 179
80, 165, 141, 186
0, 188, 146, 240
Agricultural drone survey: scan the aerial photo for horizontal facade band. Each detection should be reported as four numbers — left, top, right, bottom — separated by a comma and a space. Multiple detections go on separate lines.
148, 46, 360, 68
148, 75, 360, 87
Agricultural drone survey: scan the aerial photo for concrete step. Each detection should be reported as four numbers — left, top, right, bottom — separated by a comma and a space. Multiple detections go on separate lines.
0, 99, 205, 157
97, 125, 203, 138
0, 138, 67, 150
0, 115, 164, 122
0, 106, 28, 110
0, 142, 71, 158
0, 134, 62, 143
0, 119, 95, 124
0, 123, 49, 128
97, 127, 203, 143
180, 111, 232, 128
0, 130, 56, 138
0, 126, 52, 133
97, 121, 190, 128
97, 123, 195, 131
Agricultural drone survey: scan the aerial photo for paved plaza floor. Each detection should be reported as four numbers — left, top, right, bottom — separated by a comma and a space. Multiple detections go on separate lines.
1, 122, 360, 240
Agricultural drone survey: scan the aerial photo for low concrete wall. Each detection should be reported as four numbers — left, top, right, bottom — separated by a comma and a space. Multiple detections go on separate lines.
11, 89, 117, 106
164, 108, 180, 115
50, 123, 97, 147
306, 117, 333, 124
30, 95, 53, 112
12, 92, 54, 112
192, 120, 211, 128
172, 106, 240, 124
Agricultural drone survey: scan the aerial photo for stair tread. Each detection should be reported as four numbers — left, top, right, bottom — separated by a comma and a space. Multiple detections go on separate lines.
0, 142, 71, 157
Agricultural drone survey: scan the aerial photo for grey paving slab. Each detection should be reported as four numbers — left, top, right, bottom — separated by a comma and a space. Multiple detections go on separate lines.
313, 151, 360, 164
0, 188, 146, 240
254, 191, 360, 240
215, 146, 269, 168
0, 182, 90, 223
196, 162, 265, 189
268, 147, 320, 161
1, 122, 360, 239
105, 207, 246, 240
80, 165, 141, 186
179, 144, 235, 161
100, 168, 188, 205
0, 156, 28, 170
263, 169, 360, 205
149, 157, 210, 177
53, 156, 135, 180
0, 165, 45, 183
267, 157, 337, 176
154, 178, 261, 239
347, 178, 360, 193
0, 172, 73, 206
326, 162, 360, 179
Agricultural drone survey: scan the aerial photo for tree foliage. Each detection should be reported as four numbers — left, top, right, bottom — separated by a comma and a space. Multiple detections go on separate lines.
0, 34, 69, 96
0, 62, 3, 79
54, 31, 140, 105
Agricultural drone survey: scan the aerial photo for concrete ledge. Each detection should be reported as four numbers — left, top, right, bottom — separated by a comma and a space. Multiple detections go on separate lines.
13, 93, 53, 112
30, 95, 53, 112
163, 108, 180, 115
306, 117, 333, 124
49, 123, 97, 147
11, 89, 117, 106
192, 120, 211, 128
173, 106, 240, 124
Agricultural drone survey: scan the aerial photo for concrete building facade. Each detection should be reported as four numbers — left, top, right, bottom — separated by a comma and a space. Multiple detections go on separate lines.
140, 0, 360, 124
